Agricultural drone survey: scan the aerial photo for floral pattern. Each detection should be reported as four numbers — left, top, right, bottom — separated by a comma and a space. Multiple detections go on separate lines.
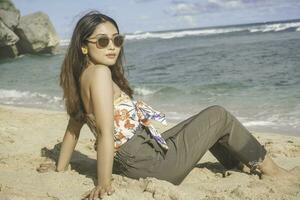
85, 90, 169, 155
113, 91, 169, 151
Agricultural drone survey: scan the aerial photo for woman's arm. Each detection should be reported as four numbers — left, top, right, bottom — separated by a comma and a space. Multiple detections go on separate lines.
56, 116, 85, 171
90, 65, 115, 187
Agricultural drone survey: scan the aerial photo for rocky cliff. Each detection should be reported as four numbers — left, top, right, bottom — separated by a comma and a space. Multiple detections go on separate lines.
0, 0, 60, 59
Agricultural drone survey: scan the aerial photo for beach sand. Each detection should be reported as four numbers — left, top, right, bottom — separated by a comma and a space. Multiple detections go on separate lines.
0, 104, 299, 200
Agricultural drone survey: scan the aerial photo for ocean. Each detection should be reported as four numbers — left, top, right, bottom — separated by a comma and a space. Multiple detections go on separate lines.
1, 19, 300, 136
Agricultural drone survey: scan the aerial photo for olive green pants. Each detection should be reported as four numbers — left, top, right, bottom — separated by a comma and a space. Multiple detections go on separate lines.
113, 105, 267, 185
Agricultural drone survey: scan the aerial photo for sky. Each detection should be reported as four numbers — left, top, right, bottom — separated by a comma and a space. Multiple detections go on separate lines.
12, 0, 300, 39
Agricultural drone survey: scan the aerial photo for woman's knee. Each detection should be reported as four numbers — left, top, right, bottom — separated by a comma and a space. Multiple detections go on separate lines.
201, 105, 227, 116
193, 105, 229, 124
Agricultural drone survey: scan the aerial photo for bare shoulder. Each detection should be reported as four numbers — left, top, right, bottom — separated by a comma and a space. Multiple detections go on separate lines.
90, 65, 112, 80
81, 65, 111, 82
89, 64, 111, 76
95, 64, 110, 72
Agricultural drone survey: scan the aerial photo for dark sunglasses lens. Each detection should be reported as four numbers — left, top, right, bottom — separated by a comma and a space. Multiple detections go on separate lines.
97, 37, 109, 48
113, 35, 124, 47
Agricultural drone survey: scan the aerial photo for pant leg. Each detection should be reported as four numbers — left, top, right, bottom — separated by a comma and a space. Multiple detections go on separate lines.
209, 137, 241, 170
115, 105, 266, 185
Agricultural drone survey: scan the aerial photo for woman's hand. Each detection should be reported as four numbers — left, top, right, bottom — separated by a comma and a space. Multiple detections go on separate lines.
83, 183, 115, 200
36, 161, 70, 173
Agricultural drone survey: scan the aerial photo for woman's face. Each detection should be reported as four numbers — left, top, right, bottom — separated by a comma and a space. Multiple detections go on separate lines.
85, 21, 121, 66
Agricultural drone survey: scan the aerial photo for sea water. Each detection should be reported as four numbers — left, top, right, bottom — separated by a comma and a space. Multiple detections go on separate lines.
1, 19, 300, 135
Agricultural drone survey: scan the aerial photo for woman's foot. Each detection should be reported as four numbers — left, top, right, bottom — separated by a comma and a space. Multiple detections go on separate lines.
289, 166, 300, 176
258, 154, 298, 181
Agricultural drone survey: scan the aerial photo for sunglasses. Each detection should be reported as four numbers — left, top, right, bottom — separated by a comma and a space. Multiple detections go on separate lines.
85, 34, 125, 49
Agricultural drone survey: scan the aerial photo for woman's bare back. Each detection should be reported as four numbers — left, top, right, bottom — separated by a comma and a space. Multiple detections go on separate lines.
80, 64, 122, 115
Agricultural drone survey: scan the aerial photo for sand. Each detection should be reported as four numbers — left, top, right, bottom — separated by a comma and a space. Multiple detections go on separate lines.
0, 104, 299, 200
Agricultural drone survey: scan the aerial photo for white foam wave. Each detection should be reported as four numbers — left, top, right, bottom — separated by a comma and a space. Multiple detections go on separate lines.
249, 22, 300, 33
125, 21, 300, 40
0, 89, 27, 98
59, 21, 300, 44
134, 87, 157, 95
243, 120, 276, 126
125, 27, 245, 40
0, 89, 62, 103
60, 39, 70, 46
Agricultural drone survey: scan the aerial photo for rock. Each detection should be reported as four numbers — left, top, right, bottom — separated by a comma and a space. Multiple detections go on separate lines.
0, 20, 19, 46
0, 21, 19, 58
0, 2, 60, 59
0, 44, 19, 59
15, 11, 59, 54
0, 0, 20, 58
0, 0, 20, 29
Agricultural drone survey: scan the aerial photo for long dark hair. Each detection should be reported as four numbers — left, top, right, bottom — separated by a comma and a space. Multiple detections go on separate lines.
59, 10, 134, 122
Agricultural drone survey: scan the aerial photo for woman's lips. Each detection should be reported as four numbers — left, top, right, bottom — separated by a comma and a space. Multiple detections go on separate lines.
106, 54, 116, 58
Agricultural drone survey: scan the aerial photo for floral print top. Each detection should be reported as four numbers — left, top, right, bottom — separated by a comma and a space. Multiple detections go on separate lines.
84, 91, 168, 156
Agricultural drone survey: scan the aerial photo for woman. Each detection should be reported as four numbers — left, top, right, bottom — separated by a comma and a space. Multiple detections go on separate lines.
38, 10, 297, 200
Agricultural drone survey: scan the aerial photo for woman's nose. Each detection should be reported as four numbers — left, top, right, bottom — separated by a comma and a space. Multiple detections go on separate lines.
107, 39, 115, 49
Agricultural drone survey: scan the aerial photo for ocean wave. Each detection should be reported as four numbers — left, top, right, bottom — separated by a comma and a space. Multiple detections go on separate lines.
133, 87, 157, 95
133, 86, 183, 98
124, 21, 300, 40
124, 27, 245, 40
59, 21, 300, 45
243, 120, 276, 126
60, 39, 70, 46
0, 89, 62, 104
249, 22, 300, 33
